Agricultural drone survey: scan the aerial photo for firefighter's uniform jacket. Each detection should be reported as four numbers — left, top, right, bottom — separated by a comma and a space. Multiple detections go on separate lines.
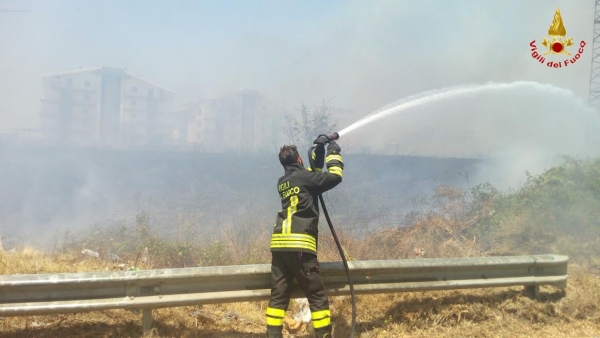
270, 147, 343, 255
266, 144, 343, 338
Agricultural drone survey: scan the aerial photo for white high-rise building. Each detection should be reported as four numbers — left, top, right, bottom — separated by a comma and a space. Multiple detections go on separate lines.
40, 66, 175, 148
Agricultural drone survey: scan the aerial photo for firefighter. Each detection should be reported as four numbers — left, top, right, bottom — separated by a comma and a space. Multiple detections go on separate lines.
266, 137, 344, 338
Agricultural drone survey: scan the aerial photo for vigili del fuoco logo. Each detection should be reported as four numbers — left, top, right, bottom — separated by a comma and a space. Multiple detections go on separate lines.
529, 7, 586, 68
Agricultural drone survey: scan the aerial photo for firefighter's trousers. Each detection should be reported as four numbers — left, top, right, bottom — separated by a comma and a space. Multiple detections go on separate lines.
266, 251, 332, 337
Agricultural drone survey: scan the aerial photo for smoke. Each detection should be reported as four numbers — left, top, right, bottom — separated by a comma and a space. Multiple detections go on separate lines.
0, 1, 597, 248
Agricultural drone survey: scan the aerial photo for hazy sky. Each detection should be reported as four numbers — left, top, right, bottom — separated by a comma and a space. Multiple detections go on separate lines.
0, 0, 595, 135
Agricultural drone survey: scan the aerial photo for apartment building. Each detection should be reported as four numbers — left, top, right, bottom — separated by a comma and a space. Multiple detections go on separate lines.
40, 66, 175, 148
176, 90, 286, 153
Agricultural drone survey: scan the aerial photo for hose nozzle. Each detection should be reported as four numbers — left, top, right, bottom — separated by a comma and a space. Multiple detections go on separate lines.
312, 132, 340, 149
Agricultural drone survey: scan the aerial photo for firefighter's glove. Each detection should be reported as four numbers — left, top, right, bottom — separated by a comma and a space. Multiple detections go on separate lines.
327, 140, 341, 155
312, 136, 328, 149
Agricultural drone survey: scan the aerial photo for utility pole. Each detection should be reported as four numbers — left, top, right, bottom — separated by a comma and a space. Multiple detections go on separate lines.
590, 0, 600, 108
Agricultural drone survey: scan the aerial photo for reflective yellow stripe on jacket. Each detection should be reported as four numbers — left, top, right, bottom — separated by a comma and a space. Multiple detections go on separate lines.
270, 233, 317, 253
325, 153, 344, 177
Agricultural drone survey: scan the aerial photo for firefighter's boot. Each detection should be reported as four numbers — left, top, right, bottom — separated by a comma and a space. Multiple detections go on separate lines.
266, 325, 283, 338
315, 325, 333, 338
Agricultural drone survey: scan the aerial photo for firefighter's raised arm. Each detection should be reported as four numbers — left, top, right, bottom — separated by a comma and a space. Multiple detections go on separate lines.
304, 140, 343, 195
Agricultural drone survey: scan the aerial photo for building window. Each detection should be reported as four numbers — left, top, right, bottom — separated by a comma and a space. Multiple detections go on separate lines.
66, 78, 73, 88
82, 107, 89, 114
196, 132, 202, 140
148, 89, 154, 98
85, 94, 90, 100
132, 99, 136, 106
131, 112, 136, 119
196, 120, 202, 128
85, 81, 91, 88
132, 86, 138, 94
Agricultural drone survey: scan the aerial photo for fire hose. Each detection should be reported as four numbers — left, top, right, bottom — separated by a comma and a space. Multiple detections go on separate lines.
308, 132, 356, 338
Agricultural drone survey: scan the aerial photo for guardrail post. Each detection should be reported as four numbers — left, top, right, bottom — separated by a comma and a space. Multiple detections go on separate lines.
524, 285, 540, 299
142, 309, 153, 333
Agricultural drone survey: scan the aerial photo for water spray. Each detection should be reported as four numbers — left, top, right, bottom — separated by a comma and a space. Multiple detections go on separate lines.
337, 81, 581, 138
308, 132, 356, 338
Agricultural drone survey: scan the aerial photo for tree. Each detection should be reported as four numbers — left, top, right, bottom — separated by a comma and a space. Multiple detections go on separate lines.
284, 100, 338, 152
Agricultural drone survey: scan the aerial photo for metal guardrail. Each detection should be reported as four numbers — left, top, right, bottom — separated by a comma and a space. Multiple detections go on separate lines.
0, 254, 568, 332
